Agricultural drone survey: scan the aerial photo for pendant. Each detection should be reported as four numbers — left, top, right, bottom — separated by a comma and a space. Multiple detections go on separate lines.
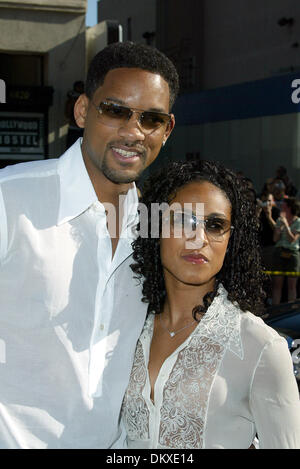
159, 314, 196, 338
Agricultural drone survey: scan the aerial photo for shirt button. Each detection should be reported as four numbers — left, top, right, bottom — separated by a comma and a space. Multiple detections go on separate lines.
91, 202, 104, 213
100, 324, 105, 331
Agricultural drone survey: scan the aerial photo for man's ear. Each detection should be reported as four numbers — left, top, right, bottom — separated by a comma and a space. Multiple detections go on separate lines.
74, 94, 89, 129
163, 113, 175, 145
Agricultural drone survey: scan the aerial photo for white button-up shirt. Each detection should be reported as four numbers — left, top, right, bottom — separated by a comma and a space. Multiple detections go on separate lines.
122, 284, 300, 449
0, 139, 147, 448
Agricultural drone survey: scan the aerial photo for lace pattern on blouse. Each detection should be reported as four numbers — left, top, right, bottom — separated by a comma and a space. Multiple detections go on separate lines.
122, 284, 243, 448
197, 284, 244, 360
160, 336, 225, 448
122, 339, 150, 440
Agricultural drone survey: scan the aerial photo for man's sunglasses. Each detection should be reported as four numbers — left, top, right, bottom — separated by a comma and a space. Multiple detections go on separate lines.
92, 101, 172, 134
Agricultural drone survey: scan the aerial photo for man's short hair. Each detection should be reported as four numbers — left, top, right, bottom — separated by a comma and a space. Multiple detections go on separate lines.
85, 41, 179, 110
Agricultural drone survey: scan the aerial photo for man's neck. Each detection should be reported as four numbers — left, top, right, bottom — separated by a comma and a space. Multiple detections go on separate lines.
96, 180, 131, 208
83, 155, 133, 207
90, 168, 137, 258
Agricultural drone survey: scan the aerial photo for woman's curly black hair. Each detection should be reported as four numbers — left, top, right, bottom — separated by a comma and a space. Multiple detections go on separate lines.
131, 159, 266, 318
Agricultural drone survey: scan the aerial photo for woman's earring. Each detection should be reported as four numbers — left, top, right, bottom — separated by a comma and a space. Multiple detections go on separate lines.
162, 141, 166, 147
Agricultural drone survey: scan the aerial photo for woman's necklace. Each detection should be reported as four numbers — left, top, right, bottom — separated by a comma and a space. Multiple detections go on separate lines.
159, 314, 196, 338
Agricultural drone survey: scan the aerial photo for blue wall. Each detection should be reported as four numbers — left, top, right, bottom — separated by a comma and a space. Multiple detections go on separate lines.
173, 72, 300, 125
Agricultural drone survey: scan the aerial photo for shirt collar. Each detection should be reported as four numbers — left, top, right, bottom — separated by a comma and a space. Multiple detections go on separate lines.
56, 138, 139, 234
57, 138, 98, 225
119, 184, 139, 241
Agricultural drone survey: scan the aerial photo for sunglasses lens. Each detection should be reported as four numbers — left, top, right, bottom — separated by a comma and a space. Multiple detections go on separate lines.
205, 218, 230, 238
141, 112, 170, 131
99, 103, 130, 124
171, 212, 194, 232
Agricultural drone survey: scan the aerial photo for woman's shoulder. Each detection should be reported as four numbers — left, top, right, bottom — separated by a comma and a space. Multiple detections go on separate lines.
219, 284, 279, 343
239, 310, 286, 350
216, 285, 285, 355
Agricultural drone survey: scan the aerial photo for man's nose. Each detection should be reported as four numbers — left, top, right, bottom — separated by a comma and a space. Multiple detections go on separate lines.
118, 112, 146, 140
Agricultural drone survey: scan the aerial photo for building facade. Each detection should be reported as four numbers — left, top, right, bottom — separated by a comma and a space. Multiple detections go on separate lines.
0, 0, 87, 164
97, 0, 300, 191
97, 0, 156, 46
156, 0, 300, 192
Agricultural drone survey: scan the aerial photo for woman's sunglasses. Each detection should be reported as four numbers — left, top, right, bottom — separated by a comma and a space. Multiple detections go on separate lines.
164, 211, 234, 242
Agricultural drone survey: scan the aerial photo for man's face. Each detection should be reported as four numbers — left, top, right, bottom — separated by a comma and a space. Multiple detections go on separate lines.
75, 68, 175, 184
261, 193, 274, 207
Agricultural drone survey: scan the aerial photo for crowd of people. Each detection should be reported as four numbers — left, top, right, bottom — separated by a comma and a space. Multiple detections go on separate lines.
255, 166, 300, 305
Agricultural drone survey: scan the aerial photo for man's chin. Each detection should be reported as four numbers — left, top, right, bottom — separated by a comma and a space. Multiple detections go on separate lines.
103, 167, 142, 185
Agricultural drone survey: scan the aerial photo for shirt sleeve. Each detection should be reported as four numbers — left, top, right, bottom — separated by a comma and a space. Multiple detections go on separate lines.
292, 218, 300, 234
249, 337, 300, 449
0, 184, 5, 262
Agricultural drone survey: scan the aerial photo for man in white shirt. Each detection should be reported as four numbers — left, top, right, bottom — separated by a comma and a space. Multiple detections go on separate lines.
0, 42, 178, 448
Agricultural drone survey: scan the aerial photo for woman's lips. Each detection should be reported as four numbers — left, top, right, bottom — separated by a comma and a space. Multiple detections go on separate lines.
182, 253, 209, 265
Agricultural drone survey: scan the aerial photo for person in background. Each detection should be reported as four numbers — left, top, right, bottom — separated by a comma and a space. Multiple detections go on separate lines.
275, 166, 298, 197
65, 80, 85, 149
256, 192, 280, 270
0, 41, 178, 448
271, 178, 288, 211
260, 177, 275, 195
272, 197, 300, 305
122, 159, 300, 449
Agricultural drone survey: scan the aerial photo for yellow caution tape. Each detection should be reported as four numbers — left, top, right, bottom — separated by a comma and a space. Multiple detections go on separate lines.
263, 271, 300, 276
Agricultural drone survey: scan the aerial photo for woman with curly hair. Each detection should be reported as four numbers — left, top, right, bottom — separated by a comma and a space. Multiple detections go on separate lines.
121, 159, 300, 449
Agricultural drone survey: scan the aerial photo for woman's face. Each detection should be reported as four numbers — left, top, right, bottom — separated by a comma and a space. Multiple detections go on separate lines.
262, 193, 274, 204
160, 181, 232, 288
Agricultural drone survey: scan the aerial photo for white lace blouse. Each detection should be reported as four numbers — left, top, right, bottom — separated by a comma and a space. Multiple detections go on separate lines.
121, 285, 300, 449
